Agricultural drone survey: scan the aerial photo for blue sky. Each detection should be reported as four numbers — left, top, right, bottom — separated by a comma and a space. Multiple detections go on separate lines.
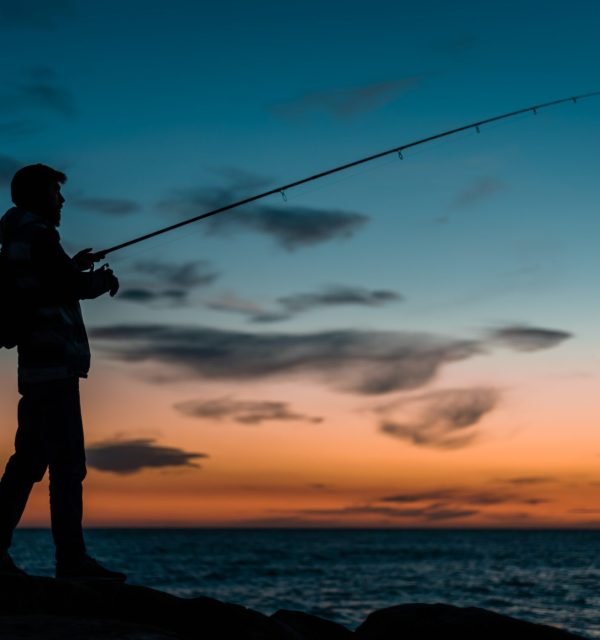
0, 0, 599, 526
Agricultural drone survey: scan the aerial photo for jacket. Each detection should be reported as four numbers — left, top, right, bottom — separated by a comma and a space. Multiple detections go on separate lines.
0, 207, 113, 386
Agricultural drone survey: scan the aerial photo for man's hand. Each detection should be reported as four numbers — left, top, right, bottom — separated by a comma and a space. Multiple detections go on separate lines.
73, 248, 104, 271
99, 265, 120, 297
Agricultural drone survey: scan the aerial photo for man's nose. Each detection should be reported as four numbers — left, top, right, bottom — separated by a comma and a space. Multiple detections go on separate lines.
59, 193, 65, 204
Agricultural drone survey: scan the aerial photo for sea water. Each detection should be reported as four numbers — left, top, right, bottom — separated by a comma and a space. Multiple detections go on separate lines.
11, 528, 599, 638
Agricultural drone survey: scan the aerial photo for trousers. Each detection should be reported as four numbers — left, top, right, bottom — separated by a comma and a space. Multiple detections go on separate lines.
0, 377, 87, 561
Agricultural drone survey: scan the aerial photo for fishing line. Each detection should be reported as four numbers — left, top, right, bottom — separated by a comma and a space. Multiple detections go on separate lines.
92, 91, 600, 261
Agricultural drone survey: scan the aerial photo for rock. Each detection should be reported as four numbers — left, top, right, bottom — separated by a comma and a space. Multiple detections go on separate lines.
0, 614, 181, 639
0, 574, 297, 639
272, 609, 355, 639
0, 575, 586, 639
355, 603, 584, 640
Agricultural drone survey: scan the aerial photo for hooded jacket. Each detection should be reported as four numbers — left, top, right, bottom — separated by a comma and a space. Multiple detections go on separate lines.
0, 207, 113, 386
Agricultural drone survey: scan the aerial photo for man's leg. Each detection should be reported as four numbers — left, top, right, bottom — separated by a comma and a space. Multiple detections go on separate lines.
0, 386, 48, 554
44, 378, 87, 564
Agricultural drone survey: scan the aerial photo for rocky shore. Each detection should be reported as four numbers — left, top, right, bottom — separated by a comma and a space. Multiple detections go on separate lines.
0, 574, 585, 639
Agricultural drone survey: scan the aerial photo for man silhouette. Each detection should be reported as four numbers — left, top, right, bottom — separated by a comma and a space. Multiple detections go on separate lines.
0, 164, 125, 581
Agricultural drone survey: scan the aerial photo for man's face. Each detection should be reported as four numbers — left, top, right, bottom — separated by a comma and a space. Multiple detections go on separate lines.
34, 181, 65, 226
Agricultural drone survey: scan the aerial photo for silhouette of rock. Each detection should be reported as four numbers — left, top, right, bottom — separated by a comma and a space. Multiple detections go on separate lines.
272, 609, 355, 639
355, 603, 583, 640
0, 575, 586, 639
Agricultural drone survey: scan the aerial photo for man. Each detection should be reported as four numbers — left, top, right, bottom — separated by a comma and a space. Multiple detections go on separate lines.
0, 164, 125, 581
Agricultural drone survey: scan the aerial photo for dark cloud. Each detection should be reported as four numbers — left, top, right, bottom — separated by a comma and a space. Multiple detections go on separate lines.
212, 204, 368, 251
90, 324, 481, 395
277, 285, 402, 314
0, 120, 42, 138
118, 288, 187, 304
0, 155, 20, 186
174, 397, 323, 425
134, 260, 218, 288
433, 34, 479, 54
378, 387, 499, 449
160, 169, 369, 251
296, 504, 479, 521
72, 197, 141, 216
205, 293, 270, 318
208, 285, 403, 323
501, 476, 556, 485
381, 488, 549, 507
86, 438, 207, 475
272, 77, 422, 119
0, 0, 75, 29
120, 260, 219, 307
490, 325, 573, 352
451, 176, 504, 209
0, 67, 76, 118
570, 508, 600, 514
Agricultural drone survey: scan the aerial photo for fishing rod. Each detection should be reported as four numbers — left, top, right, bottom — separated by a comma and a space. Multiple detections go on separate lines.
93, 91, 600, 260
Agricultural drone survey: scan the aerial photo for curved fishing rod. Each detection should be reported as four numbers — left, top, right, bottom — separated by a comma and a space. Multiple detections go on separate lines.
93, 91, 600, 259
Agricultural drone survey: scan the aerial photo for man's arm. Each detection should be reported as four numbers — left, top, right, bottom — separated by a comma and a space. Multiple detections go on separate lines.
30, 226, 118, 301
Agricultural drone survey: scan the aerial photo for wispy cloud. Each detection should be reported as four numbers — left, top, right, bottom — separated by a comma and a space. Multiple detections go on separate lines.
381, 487, 549, 506
159, 176, 369, 251
0, 0, 75, 29
207, 285, 403, 323
119, 260, 219, 307
134, 260, 219, 288
118, 288, 187, 304
72, 196, 141, 216
433, 34, 479, 54
86, 438, 208, 475
0, 155, 20, 186
500, 476, 556, 485
272, 76, 422, 119
90, 324, 481, 395
451, 176, 504, 209
295, 504, 479, 522
490, 325, 573, 352
0, 67, 76, 118
174, 397, 323, 425
0, 120, 42, 138
378, 387, 499, 449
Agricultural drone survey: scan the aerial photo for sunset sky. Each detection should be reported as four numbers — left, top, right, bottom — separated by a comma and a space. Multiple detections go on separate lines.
0, 0, 599, 527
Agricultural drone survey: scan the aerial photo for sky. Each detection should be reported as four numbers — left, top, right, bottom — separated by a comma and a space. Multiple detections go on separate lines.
0, 0, 599, 528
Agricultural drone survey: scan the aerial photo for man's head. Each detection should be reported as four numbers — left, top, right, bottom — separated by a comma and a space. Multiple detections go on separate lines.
11, 164, 67, 226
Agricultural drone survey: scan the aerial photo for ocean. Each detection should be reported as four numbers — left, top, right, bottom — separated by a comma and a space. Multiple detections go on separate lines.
11, 528, 599, 638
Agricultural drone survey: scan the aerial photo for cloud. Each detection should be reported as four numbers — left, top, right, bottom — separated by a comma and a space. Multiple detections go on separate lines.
120, 260, 219, 306
501, 476, 556, 485
134, 260, 218, 288
490, 325, 573, 352
90, 324, 481, 395
451, 176, 504, 209
162, 187, 369, 250
272, 77, 422, 119
0, 155, 20, 186
378, 387, 499, 449
433, 34, 479, 54
296, 504, 479, 521
205, 293, 270, 318
0, 0, 75, 29
72, 196, 141, 215
86, 438, 208, 475
0, 120, 42, 138
0, 67, 76, 118
276, 285, 402, 315
118, 288, 187, 304
174, 397, 323, 425
207, 285, 403, 323
381, 488, 549, 506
